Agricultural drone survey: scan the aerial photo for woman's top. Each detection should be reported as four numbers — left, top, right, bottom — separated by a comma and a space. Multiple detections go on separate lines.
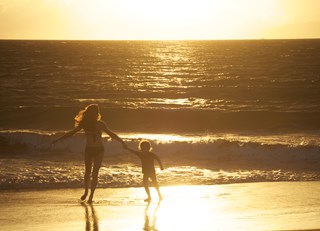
82, 121, 104, 148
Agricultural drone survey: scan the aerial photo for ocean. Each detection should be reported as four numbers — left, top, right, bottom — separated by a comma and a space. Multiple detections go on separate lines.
1, 39, 320, 189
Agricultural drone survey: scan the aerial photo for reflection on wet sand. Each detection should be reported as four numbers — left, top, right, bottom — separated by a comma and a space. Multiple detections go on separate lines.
83, 203, 99, 231
144, 202, 161, 231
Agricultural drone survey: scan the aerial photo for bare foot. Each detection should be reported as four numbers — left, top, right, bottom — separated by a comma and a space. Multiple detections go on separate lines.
144, 198, 151, 202
87, 194, 94, 204
80, 193, 88, 201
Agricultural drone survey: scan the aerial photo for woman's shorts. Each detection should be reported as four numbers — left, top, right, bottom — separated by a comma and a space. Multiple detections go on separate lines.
85, 146, 104, 158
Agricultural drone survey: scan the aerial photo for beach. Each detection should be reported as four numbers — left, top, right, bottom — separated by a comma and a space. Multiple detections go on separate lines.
1, 182, 320, 231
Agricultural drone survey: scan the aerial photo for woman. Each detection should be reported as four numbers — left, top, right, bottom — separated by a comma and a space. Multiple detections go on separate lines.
52, 104, 126, 203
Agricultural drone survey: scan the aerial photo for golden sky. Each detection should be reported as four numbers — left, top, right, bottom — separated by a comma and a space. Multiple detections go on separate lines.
0, 0, 319, 40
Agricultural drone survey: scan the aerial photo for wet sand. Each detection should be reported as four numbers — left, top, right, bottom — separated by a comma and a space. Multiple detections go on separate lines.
0, 182, 319, 231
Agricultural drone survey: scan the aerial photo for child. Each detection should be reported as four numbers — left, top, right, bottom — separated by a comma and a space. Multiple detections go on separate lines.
126, 140, 164, 202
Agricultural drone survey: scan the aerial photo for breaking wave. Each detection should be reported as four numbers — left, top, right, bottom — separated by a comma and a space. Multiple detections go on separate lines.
0, 130, 319, 189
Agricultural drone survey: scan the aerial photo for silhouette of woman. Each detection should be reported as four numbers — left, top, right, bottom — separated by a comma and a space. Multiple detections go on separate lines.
52, 104, 126, 203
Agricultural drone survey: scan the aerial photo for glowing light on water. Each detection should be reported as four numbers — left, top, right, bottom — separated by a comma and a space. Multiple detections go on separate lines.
141, 186, 238, 231
153, 98, 190, 106
122, 133, 194, 143
75, 97, 224, 109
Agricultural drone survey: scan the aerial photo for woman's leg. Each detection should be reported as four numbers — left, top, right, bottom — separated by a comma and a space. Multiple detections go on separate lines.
81, 153, 93, 200
143, 174, 151, 201
87, 152, 103, 203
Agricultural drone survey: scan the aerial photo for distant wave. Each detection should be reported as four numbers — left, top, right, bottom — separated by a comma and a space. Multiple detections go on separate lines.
1, 130, 320, 168
1, 106, 320, 134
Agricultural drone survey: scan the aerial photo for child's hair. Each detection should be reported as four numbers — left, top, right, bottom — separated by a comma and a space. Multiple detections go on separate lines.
74, 104, 101, 128
138, 140, 152, 151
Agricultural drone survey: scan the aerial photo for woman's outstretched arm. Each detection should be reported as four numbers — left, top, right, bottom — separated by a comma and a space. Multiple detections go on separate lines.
100, 121, 127, 148
52, 125, 82, 145
124, 146, 138, 155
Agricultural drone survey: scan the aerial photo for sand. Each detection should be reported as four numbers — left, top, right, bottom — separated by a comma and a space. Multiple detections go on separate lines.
0, 182, 320, 231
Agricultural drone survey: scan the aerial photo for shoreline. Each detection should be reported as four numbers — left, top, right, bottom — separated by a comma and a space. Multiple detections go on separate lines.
0, 180, 320, 191
1, 182, 319, 231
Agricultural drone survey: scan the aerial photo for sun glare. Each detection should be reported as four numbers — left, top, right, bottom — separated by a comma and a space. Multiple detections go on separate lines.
122, 0, 205, 23
2, 0, 319, 39
58, 0, 281, 39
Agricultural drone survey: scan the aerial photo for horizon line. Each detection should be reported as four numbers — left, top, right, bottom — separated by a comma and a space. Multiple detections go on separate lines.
0, 37, 319, 41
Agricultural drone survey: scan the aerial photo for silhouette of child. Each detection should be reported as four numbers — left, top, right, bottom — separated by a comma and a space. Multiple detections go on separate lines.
126, 140, 164, 202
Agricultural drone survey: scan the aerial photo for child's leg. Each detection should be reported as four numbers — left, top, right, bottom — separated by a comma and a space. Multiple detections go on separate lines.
143, 174, 151, 201
88, 153, 103, 203
151, 174, 162, 200
81, 154, 93, 200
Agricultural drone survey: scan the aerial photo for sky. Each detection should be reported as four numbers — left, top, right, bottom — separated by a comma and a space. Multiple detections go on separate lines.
0, 0, 319, 40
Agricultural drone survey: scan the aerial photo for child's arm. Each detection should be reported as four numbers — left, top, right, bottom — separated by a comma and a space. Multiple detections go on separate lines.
154, 154, 164, 170
52, 125, 82, 145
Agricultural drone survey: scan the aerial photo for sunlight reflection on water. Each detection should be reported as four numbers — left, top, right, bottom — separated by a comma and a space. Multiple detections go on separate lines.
138, 184, 320, 231
122, 133, 194, 143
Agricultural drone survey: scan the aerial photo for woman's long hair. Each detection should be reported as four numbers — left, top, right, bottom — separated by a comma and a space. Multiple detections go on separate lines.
74, 104, 101, 130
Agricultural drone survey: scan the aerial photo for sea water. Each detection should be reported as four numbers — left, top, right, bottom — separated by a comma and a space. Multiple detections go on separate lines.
0, 40, 320, 189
